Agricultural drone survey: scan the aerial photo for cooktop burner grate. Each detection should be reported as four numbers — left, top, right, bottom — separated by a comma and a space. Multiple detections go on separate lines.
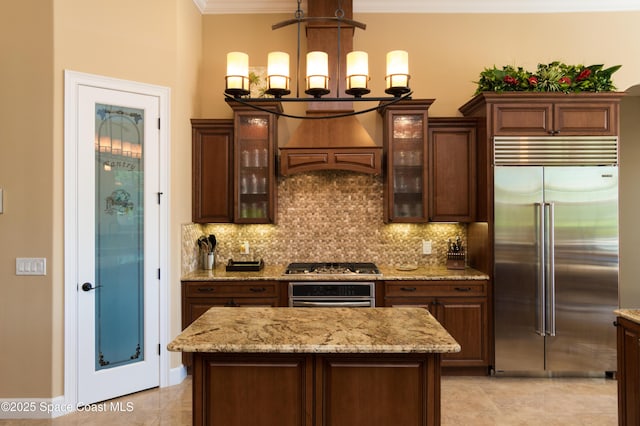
285, 262, 381, 275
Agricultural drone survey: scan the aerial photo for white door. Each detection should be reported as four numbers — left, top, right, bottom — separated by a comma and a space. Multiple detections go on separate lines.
75, 85, 160, 404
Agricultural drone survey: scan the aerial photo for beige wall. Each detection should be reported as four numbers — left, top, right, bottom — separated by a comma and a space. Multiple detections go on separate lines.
620, 95, 640, 308
2, 4, 640, 400
0, 0, 55, 398
0, 0, 201, 398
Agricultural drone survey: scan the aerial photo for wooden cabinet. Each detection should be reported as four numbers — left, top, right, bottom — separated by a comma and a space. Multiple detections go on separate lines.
384, 280, 489, 371
379, 99, 434, 223
428, 118, 477, 222
181, 280, 280, 369
228, 101, 281, 224
617, 316, 640, 426
492, 97, 619, 136
191, 119, 234, 223
192, 352, 441, 426
192, 101, 281, 224
192, 353, 312, 426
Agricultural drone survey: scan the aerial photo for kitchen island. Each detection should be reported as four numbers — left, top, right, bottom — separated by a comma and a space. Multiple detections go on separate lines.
168, 307, 460, 426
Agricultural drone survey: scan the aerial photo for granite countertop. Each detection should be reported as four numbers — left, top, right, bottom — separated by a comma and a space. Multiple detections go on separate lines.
615, 309, 640, 325
182, 265, 489, 282
167, 307, 461, 354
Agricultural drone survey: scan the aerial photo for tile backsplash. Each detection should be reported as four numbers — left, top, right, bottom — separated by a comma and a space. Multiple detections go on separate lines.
182, 171, 466, 273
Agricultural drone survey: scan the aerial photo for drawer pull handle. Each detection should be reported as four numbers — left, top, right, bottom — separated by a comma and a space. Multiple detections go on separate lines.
197, 287, 215, 293
454, 287, 472, 292
400, 287, 417, 292
250, 287, 266, 293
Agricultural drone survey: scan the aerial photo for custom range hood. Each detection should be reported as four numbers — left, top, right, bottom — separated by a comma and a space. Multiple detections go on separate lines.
279, 0, 382, 176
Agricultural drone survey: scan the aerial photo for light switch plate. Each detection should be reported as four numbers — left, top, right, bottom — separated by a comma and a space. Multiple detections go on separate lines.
16, 258, 47, 276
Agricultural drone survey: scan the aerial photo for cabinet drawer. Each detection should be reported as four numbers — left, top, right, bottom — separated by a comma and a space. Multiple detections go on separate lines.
384, 281, 486, 297
183, 281, 278, 298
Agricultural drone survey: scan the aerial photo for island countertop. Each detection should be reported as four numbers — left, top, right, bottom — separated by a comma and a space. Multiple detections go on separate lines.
167, 307, 461, 354
615, 309, 640, 325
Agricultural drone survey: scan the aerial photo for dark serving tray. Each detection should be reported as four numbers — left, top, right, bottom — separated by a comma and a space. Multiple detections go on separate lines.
226, 259, 265, 272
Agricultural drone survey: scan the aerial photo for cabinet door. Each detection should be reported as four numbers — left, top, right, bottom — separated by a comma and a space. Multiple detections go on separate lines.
492, 103, 552, 135
428, 118, 477, 222
233, 108, 278, 224
193, 353, 313, 426
383, 110, 428, 222
318, 354, 436, 426
381, 100, 443, 223
191, 119, 234, 223
434, 298, 488, 367
553, 102, 618, 135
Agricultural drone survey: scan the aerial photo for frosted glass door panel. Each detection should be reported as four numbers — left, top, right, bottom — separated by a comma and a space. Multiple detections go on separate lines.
94, 104, 145, 370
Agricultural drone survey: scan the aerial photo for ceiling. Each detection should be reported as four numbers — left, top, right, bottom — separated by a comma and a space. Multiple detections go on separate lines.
193, 0, 640, 14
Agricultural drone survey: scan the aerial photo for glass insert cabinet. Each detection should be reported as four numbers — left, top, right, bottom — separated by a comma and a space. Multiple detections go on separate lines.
229, 101, 281, 223
380, 100, 433, 223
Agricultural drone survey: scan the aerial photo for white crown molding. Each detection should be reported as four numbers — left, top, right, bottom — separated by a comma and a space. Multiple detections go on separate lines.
198, 0, 640, 14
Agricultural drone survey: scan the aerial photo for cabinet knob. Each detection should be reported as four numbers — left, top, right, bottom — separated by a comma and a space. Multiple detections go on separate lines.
197, 287, 215, 293
454, 287, 472, 292
400, 287, 417, 292
250, 287, 266, 293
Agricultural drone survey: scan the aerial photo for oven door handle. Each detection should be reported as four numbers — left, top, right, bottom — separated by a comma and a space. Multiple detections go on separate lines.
292, 301, 372, 308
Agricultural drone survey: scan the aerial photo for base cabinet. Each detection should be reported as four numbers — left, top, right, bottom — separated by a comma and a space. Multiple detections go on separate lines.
192, 352, 440, 426
384, 280, 489, 371
617, 316, 640, 426
181, 281, 280, 369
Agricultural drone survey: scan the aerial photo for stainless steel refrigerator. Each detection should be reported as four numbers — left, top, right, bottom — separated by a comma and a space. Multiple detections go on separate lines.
493, 136, 619, 375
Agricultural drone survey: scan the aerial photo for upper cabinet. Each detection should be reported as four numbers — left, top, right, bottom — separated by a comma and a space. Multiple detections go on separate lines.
191, 101, 281, 224
463, 92, 623, 137
428, 118, 477, 223
228, 101, 281, 224
191, 119, 234, 223
380, 100, 434, 223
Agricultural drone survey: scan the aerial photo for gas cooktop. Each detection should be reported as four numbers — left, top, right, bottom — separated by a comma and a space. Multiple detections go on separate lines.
284, 262, 381, 275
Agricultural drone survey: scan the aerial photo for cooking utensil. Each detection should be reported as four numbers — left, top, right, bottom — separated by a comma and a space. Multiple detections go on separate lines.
208, 234, 217, 253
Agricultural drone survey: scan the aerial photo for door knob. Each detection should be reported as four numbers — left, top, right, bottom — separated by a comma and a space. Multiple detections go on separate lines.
81, 282, 101, 292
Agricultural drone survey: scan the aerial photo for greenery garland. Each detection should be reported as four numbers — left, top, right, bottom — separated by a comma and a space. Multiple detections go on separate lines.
474, 62, 621, 95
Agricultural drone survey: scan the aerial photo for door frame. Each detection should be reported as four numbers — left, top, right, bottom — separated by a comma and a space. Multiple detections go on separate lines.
64, 70, 171, 410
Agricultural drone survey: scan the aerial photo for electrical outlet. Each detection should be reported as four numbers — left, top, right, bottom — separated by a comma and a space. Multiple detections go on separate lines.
16, 258, 47, 276
422, 240, 432, 255
240, 241, 250, 255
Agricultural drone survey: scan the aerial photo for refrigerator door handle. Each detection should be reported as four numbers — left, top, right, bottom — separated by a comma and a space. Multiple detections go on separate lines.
535, 202, 546, 337
546, 202, 556, 336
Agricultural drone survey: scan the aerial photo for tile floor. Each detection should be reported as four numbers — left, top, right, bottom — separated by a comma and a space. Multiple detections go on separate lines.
0, 375, 617, 425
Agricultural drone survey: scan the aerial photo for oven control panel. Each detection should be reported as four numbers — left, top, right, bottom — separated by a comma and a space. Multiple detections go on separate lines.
290, 282, 374, 297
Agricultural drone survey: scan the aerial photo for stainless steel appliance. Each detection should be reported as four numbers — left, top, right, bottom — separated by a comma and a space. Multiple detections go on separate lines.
493, 136, 619, 375
286, 262, 379, 307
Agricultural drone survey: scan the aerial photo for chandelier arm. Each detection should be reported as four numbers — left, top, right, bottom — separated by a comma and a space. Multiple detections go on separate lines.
224, 92, 413, 120
272, 16, 366, 31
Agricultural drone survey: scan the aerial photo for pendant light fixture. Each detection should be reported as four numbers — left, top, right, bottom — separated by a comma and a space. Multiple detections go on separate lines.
223, 0, 413, 119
